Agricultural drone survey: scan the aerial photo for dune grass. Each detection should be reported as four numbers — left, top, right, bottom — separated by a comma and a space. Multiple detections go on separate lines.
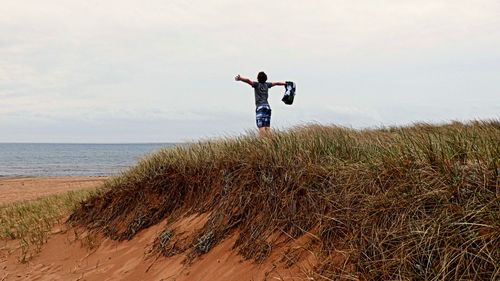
69, 120, 499, 280
0, 189, 98, 262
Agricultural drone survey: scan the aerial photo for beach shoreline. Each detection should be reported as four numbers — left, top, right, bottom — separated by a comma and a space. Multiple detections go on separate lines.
0, 176, 108, 204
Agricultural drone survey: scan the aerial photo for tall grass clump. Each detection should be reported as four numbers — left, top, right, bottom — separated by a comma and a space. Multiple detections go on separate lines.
69, 120, 500, 280
0, 189, 98, 262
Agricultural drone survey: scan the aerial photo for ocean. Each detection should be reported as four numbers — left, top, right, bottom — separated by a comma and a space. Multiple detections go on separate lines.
0, 143, 177, 177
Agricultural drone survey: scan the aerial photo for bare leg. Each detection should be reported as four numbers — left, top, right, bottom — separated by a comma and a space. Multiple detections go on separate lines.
258, 127, 272, 137
258, 127, 267, 137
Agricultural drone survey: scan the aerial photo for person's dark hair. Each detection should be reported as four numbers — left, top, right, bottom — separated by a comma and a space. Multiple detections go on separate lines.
257, 71, 267, 83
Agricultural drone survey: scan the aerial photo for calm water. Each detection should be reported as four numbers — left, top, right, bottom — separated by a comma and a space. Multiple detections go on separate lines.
0, 143, 177, 177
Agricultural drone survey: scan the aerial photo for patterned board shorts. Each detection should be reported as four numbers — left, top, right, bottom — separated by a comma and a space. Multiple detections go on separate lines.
256, 104, 272, 128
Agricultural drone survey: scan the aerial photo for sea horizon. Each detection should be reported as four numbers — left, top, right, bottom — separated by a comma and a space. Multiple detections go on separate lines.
0, 143, 179, 177
0, 142, 180, 145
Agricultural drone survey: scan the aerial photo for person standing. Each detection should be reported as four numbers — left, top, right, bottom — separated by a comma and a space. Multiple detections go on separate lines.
235, 71, 286, 136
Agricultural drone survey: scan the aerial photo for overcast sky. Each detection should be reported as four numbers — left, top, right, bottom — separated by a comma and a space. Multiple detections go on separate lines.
1, 0, 499, 142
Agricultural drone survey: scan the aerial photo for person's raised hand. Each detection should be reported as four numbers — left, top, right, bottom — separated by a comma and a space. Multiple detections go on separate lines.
234, 74, 241, 81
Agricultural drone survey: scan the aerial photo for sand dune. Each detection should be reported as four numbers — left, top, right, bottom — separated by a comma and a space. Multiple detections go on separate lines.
1, 214, 309, 280
0, 178, 308, 280
2, 122, 497, 280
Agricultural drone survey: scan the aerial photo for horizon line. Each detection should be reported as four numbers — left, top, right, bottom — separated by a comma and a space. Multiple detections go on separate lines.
0, 142, 184, 145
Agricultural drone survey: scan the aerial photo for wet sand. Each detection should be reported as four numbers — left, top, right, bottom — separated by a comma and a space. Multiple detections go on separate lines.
0, 176, 108, 204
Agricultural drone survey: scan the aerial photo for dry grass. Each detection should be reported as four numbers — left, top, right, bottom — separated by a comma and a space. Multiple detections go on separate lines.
0, 189, 98, 262
69, 120, 500, 280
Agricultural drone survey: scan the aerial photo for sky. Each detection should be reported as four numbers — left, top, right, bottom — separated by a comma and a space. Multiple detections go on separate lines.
1, 0, 499, 143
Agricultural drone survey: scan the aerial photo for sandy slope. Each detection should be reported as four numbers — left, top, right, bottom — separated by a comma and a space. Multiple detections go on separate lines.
0, 214, 312, 281
0, 177, 107, 204
0, 177, 313, 280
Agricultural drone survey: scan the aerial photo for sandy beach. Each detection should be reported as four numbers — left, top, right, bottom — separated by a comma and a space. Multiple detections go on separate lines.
0, 176, 107, 204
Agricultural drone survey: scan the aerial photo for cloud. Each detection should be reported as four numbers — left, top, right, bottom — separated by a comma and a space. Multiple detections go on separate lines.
0, 0, 499, 142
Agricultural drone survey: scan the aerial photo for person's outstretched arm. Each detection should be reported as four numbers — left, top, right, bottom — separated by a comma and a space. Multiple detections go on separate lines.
270, 82, 286, 87
235, 74, 254, 87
